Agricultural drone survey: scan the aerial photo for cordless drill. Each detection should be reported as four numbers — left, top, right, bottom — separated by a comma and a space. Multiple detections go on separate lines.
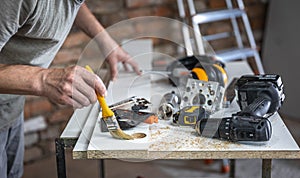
196, 74, 285, 142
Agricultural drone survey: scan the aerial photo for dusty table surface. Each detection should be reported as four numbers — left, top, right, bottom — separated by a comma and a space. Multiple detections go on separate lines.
71, 61, 300, 160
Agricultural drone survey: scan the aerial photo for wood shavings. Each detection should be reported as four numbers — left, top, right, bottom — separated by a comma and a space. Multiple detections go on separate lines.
148, 122, 237, 151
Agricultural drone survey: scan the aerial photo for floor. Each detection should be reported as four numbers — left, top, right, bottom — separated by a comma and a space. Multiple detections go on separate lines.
23, 116, 300, 178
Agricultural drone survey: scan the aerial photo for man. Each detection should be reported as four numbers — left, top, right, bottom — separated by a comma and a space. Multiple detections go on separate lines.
0, 1, 140, 177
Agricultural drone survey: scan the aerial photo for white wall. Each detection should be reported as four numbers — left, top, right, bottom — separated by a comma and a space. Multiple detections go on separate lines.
262, 0, 300, 118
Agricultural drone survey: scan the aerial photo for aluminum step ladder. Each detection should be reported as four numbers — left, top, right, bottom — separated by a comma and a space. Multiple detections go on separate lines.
178, 0, 265, 74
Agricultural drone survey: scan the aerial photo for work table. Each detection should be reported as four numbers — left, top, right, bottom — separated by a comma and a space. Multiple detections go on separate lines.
57, 40, 300, 178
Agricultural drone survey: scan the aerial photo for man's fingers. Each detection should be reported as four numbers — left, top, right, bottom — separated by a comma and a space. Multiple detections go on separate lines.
109, 63, 118, 81
71, 98, 85, 109
55, 93, 83, 109
122, 62, 130, 72
71, 89, 92, 107
81, 67, 107, 96
94, 75, 107, 96
125, 59, 141, 75
73, 78, 97, 103
122, 53, 141, 75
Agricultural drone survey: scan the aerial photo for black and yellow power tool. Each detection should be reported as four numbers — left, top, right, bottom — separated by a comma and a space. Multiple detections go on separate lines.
166, 55, 228, 87
173, 105, 209, 126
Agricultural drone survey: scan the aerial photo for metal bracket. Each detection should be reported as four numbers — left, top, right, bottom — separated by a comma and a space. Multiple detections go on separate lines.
181, 79, 225, 113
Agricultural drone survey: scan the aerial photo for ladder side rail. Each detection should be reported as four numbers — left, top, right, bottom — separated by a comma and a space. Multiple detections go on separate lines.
237, 0, 257, 48
192, 20, 206, 55
187, 0, 197, 16
226, 0, 244, 48
177, 0, 195, 56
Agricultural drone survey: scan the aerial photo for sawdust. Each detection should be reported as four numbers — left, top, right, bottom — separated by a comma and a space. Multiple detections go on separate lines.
148, 123, 236, 151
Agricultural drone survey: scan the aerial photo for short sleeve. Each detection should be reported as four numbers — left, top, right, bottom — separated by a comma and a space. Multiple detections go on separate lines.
0, 0, 36, 51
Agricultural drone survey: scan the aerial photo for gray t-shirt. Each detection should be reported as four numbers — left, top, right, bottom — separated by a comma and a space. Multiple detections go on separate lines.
0, 0, 84, 129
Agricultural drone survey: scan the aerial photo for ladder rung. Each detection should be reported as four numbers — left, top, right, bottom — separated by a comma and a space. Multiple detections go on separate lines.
203, 32, 232, 41
192, 9, 245, 24
215, 48, 258, 62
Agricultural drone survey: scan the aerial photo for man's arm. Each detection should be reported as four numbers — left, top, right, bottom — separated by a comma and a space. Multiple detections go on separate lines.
0, 64, 106, 108
0, 2, 107, 109
74, 3, 140, 80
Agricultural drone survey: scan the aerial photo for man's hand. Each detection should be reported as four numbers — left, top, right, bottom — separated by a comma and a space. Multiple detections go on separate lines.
75, 3, 141, 81
105, 46, 141, 81
40, 65, 106, 108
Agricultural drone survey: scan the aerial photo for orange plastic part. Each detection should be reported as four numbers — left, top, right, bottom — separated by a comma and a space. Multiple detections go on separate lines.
144, 115, 158, 124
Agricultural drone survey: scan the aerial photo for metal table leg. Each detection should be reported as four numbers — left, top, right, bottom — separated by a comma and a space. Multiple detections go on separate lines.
229, 159, 235, 178
55, 138, 66, 178
99, 159, 105, 178
262, 159, 272, 178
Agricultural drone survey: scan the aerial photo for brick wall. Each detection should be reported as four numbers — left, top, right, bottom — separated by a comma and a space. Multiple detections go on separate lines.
23, 0, 268, 163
